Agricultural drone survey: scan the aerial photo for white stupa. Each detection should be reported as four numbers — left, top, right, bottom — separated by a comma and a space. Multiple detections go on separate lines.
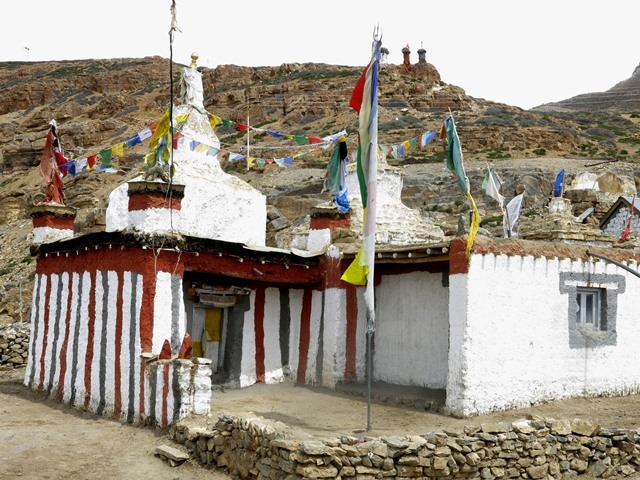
105, 53, 266, 246
345, 155, 445, 245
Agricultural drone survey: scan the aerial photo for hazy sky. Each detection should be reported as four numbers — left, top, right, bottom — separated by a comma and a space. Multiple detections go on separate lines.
4, 0, 638, 109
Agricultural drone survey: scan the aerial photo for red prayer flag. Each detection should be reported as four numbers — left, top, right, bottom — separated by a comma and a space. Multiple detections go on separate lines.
308, 136, 322, 144
349, 65, 370, 113
620, 197, 636, 242
54, 150, 68, 176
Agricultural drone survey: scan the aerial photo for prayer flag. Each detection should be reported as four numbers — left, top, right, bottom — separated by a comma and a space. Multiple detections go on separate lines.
444, 114, 481, 260
420, 131, 437, 148
126, 134, 142, 148
620, 197, 636, 242
99, 149, 112, 168
138, 127, 153, 141
54, 150, 69, 176
341, 34, 382, 319
482, 164, 505, 206
324, 140, 350, 214
553, 169, 565, 197
76, 157, 88, 172
209, 115, 222, 129
111, 143, 124, 157
504, 193, 524, 238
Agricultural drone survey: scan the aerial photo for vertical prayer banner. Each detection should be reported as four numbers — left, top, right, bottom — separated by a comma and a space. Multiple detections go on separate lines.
341, 38, 383, 298
444, 114, 480, 260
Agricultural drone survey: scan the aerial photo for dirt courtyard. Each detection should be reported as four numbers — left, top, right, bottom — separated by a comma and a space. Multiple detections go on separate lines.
3, 367, 640, 479
211, 382, 640, 440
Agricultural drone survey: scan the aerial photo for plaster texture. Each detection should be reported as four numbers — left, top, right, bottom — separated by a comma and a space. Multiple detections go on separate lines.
446, 252, 640, 417
106, 105, 266, 246
33, 226, 74, 244
375, 271, 449, 388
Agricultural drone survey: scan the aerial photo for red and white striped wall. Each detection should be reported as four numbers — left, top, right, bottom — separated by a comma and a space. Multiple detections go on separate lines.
232, 263, 450, 391
24, 247, 209, 426
236, 284, 369, 389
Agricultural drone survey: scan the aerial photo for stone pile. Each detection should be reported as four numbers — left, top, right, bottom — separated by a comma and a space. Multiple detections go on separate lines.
172, 414, 640, 479
0, 322, 29, 369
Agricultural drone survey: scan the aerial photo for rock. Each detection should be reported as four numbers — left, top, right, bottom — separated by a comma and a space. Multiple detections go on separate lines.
155, 444, 189, 465
571, 419, 600, 437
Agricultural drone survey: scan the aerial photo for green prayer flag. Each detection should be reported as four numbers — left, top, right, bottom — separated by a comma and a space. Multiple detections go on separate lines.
445, 115, 469, 194
99, 149, 112, 168
293, 135, 309, 145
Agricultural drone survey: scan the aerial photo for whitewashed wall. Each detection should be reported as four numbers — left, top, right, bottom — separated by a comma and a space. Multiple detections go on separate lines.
374, 271, 449, 388
153, 271, 186, 355
446, 253, 640, 417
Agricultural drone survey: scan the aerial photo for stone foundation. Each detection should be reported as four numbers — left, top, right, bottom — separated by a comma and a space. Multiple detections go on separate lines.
172, 414, 640, 479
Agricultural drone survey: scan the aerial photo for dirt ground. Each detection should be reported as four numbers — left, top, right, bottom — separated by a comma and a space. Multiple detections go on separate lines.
0, 368, 226, 480
4, 367, 640, 480
211, 382, 640, 440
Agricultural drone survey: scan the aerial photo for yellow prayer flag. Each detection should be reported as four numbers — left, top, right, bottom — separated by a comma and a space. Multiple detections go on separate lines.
402, 140, 411, 149
465, 191, 481, 262
111, 143, 124, 157
340, 248, 368, 286
209, 115, 221, 129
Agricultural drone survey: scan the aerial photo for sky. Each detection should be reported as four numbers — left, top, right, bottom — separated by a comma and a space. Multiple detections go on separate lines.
4, 0, 638, 110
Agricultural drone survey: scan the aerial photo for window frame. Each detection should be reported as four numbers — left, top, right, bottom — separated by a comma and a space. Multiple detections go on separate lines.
575, 287, 602, 331
560, 272, 624, 348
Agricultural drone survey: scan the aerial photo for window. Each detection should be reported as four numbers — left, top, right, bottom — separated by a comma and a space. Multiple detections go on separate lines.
576, 288, 602, 330
560, 272, 624, 348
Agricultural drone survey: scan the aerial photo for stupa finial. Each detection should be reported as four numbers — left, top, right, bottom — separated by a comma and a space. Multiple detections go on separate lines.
190, 52, 199, 68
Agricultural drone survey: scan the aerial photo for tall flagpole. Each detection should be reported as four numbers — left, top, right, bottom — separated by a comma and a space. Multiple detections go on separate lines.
365, 27, 382, 432
246, 113, 251, 172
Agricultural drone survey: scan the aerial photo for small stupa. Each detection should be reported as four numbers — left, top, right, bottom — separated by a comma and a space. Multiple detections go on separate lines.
105, 53, 266, 246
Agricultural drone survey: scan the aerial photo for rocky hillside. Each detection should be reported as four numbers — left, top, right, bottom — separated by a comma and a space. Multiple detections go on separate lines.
2, 56, 640, 325
534, 64, 640, 113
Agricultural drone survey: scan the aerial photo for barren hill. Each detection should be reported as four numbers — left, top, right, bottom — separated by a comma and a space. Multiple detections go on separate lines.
534, 63, 640, 113
2, 56, 640, 325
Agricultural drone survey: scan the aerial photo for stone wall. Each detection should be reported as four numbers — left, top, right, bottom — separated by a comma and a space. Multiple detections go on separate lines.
172, 414, 640, 479
0, 322, 29, 369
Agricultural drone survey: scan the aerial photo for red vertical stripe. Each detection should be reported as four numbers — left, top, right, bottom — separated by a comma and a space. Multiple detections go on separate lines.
84, 271, 96, 409
344, 285, 358, 382
296, 288, 313, 384
254, 287, 266, 383
57, 274, 74, 399
38, 275, 52, 392
162, 364, 169, 426
114, 271, 124, 417
139, 266, 156, 417
139, 268, 156, 353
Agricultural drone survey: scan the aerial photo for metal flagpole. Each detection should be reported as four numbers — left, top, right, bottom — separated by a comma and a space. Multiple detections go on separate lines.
246, 113, 250, 172
365, 26, 382, 432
